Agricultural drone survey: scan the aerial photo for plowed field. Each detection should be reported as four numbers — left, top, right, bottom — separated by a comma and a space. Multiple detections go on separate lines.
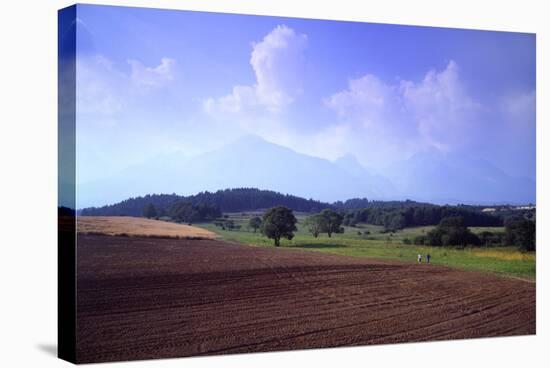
76, 234, 535, 363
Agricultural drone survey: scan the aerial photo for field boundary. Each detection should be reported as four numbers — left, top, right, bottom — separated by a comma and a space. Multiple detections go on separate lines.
224, 239, 537, 282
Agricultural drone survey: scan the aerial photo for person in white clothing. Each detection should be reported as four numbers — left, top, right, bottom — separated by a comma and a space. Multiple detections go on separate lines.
417, 254, 422, 263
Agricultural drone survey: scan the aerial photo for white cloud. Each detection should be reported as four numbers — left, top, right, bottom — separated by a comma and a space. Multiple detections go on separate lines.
203, 85, 259, 115
76, 55, 176, 116
251, 25, 307, 111
324, 60, 481, 159
400, 60, 480, 151
502, 89, 535, 125
77, 55, 126, 115
303, 124, 354, 160
128, 57, 176, 89
325, 74, 395, 118
204, 25, 307, 116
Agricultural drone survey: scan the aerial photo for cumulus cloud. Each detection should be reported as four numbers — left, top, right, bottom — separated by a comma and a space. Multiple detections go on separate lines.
400, 60, 480, 151
77, 55, 126, 115
326, 74, 396, 119
203, 85, 259, 115
128, 57, 176, 89
324, 60, 481, 159
251, 25, 308, 110
204, 25, 307, 115
76, 55, 176, 116
302, 124, 355, 160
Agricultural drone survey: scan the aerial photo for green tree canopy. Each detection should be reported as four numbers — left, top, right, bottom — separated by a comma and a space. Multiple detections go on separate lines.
143, 203, 158, 219
248, 216, 262, 233
318, 209, 344, 237
261, 206, 297, 247
505, 218, 536, 251
426, 216, 480, 246
304, 214, 323, 237
169, 201, 200, 224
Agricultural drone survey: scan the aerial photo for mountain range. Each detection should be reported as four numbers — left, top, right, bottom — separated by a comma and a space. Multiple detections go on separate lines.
77, 135, 535, 208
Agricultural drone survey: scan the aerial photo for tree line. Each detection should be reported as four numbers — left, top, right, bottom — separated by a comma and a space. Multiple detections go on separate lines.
410, 216, 535, 251
333, 198, 430, 210
81, 188, 330, 217
146, 201, 222, 224
342, 205, 503, 230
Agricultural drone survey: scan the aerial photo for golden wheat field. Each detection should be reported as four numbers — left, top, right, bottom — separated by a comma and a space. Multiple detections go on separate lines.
77, 216, 218, 239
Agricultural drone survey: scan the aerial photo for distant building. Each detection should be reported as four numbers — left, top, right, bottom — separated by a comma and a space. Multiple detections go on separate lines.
515, 205, 536, 210
482, 208, 496, 213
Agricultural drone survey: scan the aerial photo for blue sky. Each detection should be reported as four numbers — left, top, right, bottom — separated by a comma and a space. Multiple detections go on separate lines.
73, 4, 535, 187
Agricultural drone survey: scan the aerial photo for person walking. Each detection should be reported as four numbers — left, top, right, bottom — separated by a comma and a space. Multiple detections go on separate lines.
417, 254, 422, 263
426, 253, 431, 264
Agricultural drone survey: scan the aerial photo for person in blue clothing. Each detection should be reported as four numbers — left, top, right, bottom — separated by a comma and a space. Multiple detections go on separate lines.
426, 253, 431, 264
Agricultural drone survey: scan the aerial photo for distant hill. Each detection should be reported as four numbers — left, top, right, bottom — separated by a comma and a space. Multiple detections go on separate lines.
80, 188, 331, 217
80, 187, 514, 231
80, 187, 442, 217
77, 135, 396, 208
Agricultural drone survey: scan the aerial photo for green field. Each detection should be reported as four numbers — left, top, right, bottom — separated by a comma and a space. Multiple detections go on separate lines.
197, 212, 535, 280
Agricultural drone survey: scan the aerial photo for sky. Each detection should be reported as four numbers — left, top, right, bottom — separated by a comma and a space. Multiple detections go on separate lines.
72, 4, 536, 188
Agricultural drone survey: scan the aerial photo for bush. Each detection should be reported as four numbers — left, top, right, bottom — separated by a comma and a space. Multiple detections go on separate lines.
478, 231, 505, 247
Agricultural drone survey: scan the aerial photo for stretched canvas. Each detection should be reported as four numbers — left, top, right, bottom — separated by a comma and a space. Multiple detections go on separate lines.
58, 4, 536, 364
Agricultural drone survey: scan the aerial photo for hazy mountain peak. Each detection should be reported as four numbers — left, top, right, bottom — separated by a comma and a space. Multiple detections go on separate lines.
229, 134, 281, 149
334, 153, 368, 176
335, 153, 361, 165
78, 134, 398, 207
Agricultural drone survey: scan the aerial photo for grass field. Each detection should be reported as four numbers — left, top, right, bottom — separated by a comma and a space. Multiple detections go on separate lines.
197, 213, 535, 279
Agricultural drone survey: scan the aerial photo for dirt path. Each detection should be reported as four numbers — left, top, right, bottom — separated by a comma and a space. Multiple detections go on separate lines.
76, 234, 536, 363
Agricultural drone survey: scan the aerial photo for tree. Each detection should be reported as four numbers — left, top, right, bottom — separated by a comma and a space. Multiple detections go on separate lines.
261, 206, 297, 246
169, 201, 199, 223
318, 209, 344, 237
304, 214, 323, 237
143, 203, 157, 219
505, 219, 535, 251
426, 216, 480, 247
225, 220, 236, 231
248, 216, 262, 233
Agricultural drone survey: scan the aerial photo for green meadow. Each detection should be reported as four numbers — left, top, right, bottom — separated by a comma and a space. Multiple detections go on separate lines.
197, 212, 535, 280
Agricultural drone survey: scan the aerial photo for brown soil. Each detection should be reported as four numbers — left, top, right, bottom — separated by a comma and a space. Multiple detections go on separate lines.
76, 234, 535, 363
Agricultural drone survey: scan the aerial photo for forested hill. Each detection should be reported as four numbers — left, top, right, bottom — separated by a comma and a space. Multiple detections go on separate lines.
333, 198, 432, 210
79, 187, 517, 230
80, 188, 331, 217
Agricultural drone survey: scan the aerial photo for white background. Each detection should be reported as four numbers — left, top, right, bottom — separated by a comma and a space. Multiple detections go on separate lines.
0, 0, 547, 366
